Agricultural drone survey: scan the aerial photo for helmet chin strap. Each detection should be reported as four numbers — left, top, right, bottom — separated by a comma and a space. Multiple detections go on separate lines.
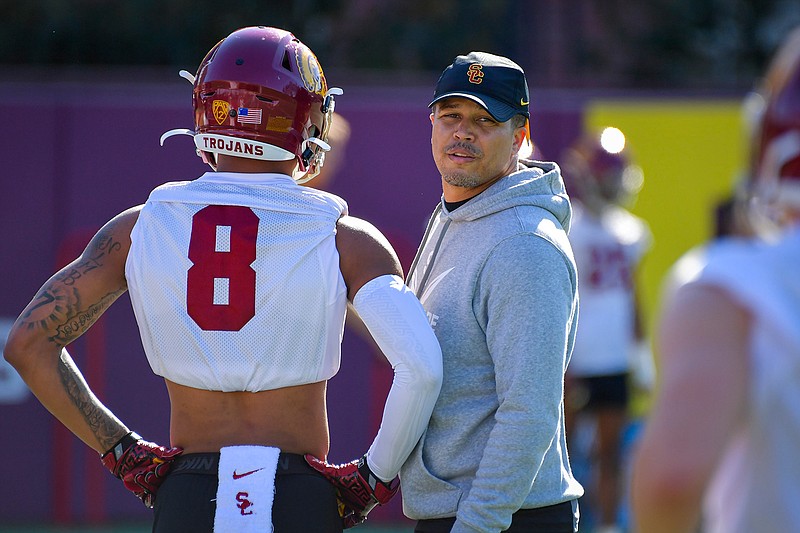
178, 70, 196, 84
159, 71, 203, 160
160, 128, 195, 146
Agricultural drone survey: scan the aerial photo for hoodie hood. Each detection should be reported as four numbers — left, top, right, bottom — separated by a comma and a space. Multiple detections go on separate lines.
442, 159, 572, 231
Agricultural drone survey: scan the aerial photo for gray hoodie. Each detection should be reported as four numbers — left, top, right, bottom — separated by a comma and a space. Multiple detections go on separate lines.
402, 160, 584, 532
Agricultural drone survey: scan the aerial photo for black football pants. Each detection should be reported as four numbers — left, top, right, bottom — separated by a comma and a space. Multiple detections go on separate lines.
153, 452, 341, 532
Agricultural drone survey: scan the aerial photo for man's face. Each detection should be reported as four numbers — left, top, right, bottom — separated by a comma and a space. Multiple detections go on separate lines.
430, 98, 524, 200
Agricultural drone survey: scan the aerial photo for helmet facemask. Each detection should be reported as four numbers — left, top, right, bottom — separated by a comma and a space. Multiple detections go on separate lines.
296, 87, 343, 184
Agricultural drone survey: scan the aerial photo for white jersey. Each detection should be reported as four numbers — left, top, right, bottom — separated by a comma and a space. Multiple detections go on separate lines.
696, 229, 800, 533
125, 172, 348, 392
568, 202, 652, 376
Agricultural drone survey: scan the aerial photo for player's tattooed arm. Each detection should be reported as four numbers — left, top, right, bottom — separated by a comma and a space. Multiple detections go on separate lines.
17, 212, 132, 345
5, 206, 141, 452
58, 349, 128, 451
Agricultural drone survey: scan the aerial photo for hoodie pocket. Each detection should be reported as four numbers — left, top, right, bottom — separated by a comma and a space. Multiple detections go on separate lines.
400, 433, 464, 519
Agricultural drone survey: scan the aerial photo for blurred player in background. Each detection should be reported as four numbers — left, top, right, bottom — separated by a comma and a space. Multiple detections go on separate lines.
631, 25, 800, 533
3, 26, 442, 532
560, 127, 653, 533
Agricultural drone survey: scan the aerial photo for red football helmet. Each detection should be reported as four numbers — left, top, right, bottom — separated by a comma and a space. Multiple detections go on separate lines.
161, 26, 342, 183
748, 26, 800, 217
561, 127, 643, 209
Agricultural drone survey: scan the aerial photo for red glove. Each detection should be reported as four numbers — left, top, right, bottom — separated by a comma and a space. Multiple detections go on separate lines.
101, 431, 183, 508
305, 454, 399, 529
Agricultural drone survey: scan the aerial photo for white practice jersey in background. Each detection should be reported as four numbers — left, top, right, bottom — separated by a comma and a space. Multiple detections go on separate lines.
126, 172, 348, 392
699, 230, 800, 533
568, 202, 652, 376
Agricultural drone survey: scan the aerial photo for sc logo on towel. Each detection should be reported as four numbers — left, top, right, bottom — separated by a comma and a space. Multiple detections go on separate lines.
236, 492, 254, 515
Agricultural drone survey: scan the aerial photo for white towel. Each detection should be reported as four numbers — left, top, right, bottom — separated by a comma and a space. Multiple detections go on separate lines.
214, 445, 280, 533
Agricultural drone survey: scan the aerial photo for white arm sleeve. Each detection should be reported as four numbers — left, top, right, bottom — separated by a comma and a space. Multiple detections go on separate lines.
352, 274, 443, 482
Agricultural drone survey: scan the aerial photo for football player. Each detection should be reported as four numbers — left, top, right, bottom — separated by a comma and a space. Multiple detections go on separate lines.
631, 25, 800, 533
3, 26, 442, 532
560, 127, 653, 533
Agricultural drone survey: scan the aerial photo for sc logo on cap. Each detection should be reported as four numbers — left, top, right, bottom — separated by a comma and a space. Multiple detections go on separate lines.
467, 64, 484, 84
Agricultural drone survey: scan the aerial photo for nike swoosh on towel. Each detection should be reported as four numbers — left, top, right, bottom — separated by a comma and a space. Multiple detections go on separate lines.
232, 468, 264, 479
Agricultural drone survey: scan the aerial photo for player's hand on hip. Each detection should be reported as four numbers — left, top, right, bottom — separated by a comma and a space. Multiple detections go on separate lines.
101, 432, 183, 508
305, 453, 399, 529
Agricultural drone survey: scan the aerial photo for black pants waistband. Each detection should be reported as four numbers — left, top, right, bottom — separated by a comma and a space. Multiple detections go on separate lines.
415, 500, 578, 533
170, 451, 310, 476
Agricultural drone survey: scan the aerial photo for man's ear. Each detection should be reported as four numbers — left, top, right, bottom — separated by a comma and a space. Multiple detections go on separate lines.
513, 124, 528, 153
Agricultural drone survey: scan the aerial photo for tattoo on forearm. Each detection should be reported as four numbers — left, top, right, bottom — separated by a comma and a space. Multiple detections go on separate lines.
57, 352, 123, 451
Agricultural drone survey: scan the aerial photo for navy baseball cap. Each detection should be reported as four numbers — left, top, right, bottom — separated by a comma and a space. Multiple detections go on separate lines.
429, 51, 530, 122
